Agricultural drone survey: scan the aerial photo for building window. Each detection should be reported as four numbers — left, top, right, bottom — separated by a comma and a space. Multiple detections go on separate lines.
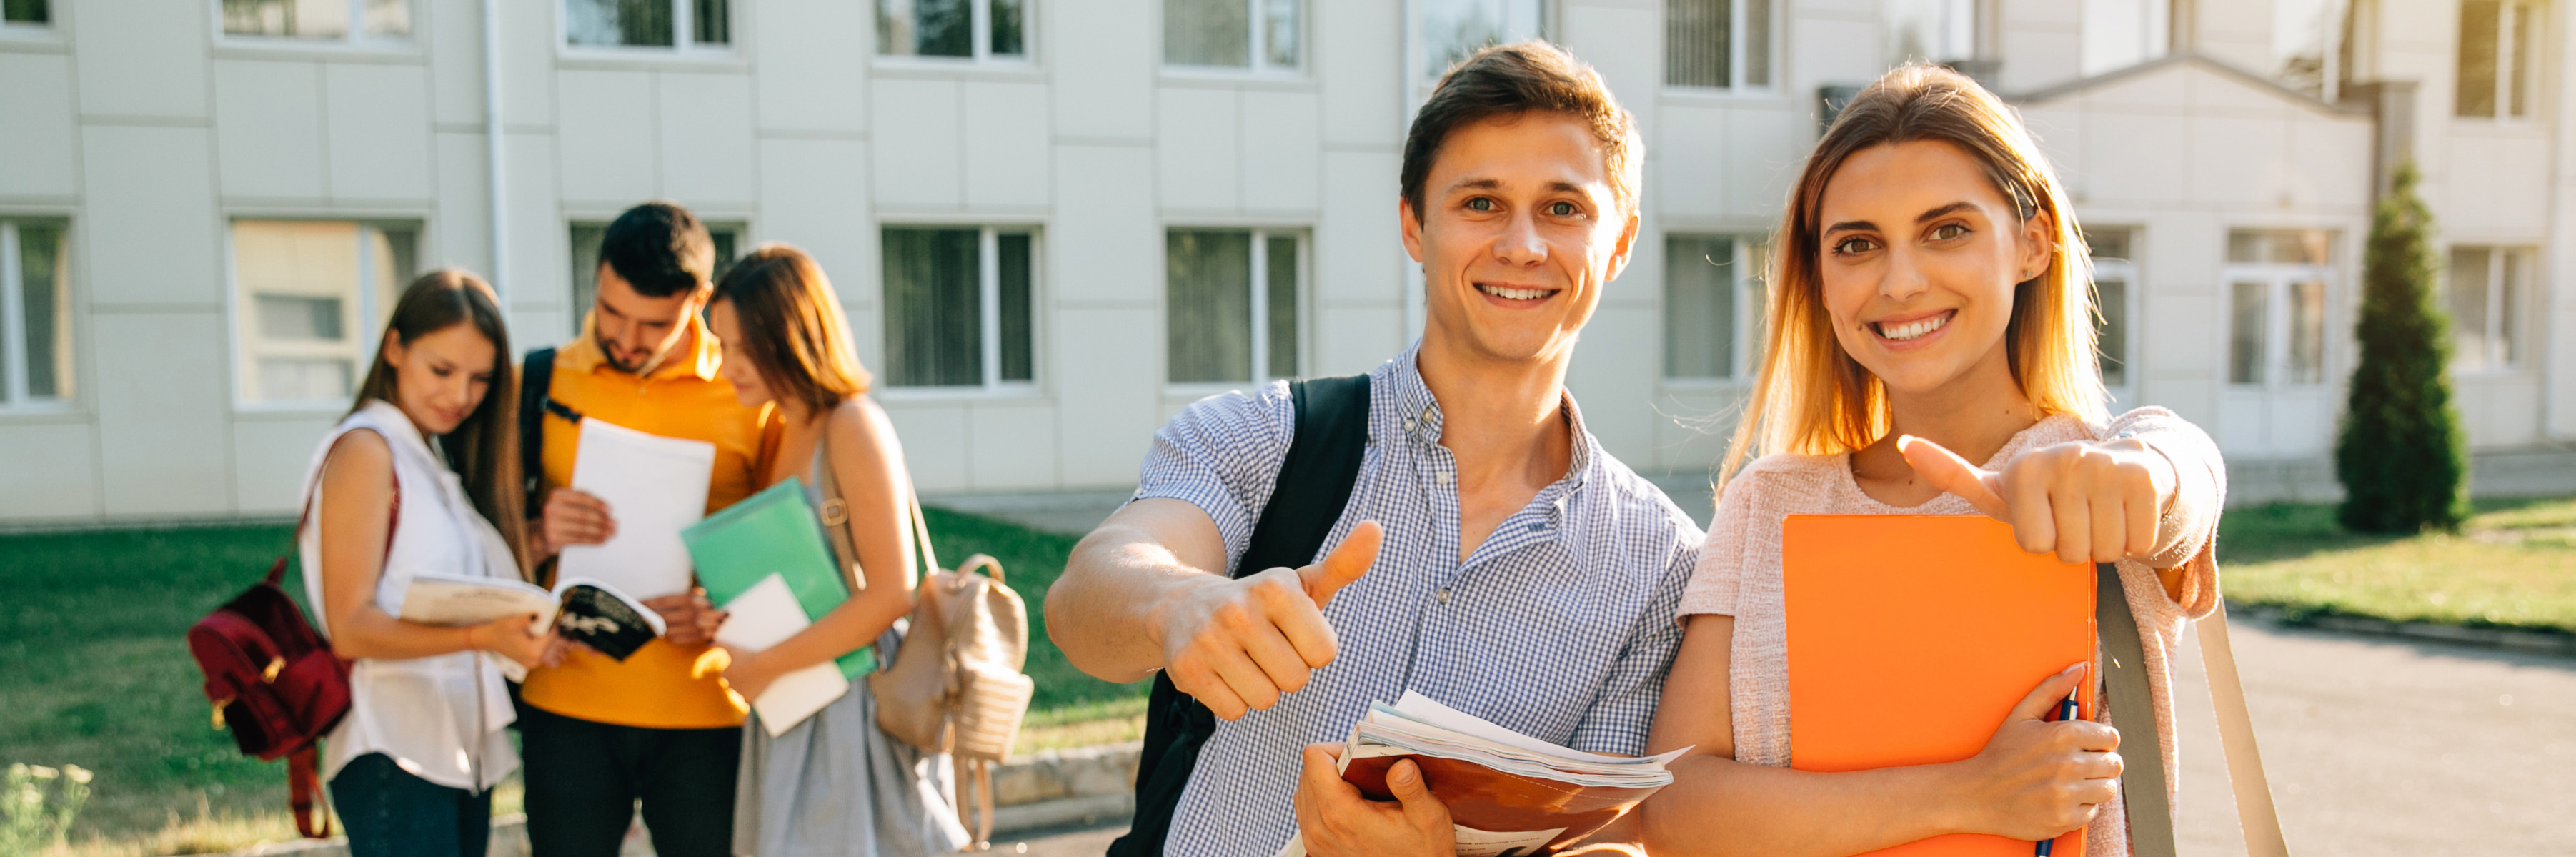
2457, 0, 2538, 119
229, 221, 419, 405
0, 221, 71, 407
565, 0, 729, 50
2084, 227, 2136, 388
882, 227, 1036, 389
1167, 229, 1301, 385
1418, 0, 1546, 79
2224, 229, 2334, 387
1165, 0, 1298, 71
1665, 0, 1769, 89
2080, 0, 2170, 76
566, 222, 741, 335
878, 0, 1025, 61
2447, 246, 2534, 372
1884, 0, 1975, 66
1664, 234, 1766, 380
222, 0, 411, 41
4, 0, 50, 26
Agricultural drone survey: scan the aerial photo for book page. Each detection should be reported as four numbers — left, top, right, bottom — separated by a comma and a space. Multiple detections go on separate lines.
558, 418, 716, 598
397, 574, 556, 628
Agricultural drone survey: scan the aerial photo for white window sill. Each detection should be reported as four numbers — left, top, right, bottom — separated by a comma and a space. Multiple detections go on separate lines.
872, 56, 1043, 81
1158, 66, 1311, 90
875, 385, 1045, 404
555, 46, 745, 72
212, 36, 422, 62
1659, 85, 1783, 104
0, 401, 82, 422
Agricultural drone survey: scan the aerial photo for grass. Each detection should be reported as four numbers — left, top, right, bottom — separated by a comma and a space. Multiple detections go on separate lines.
2219, 496, 2576, 633
0, 506, 1143, 856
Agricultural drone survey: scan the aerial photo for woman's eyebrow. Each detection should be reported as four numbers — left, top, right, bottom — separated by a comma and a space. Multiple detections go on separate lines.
1823, 219, 1874, 235
1914, 202, 1976, 223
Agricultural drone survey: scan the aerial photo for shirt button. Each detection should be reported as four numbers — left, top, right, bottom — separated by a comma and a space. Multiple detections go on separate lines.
1404, 419, 1417, 432
1435, 588, 1451, 604
1435, 472, 1452, 485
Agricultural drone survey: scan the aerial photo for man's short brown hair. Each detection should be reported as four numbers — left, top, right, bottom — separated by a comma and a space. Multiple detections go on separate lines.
1400, 41, 1642, 220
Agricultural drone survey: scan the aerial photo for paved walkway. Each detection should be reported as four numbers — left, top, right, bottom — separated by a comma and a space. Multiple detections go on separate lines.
988, 618, 2576, 857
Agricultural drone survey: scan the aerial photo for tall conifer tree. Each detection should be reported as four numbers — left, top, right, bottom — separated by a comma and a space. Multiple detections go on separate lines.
2335, 162, 2470, 532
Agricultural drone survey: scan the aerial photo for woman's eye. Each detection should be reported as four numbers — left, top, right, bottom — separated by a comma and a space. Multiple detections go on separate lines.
1833, 237, 1879, 255
431, 367, 452, 377
1465, 197, 1496, 212
1931, 224, 1971, 242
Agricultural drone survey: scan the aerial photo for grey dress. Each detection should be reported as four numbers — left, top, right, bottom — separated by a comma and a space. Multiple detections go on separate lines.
731, 450, 971, 857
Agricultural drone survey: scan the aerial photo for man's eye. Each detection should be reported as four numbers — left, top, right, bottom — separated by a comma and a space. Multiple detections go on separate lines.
1466, 197, 1496, 212
1548, 202, 1578, 217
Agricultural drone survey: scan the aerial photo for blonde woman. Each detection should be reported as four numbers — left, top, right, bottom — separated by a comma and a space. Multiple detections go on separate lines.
1639, 66, 2227, 856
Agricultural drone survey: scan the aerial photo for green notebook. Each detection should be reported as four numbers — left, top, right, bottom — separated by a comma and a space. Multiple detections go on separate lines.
683, 478, 875, 679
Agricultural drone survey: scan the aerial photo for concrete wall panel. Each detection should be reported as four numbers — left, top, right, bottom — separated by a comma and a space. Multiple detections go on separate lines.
231, 417, 334, 512
74, 0, 207, 119
660, 73, 759, 207
872, 79, 963, 209
0, 54, 79, 197
883, 402, 970, 492
432, 132, 495, 279
214, 61, 326, 199
555, 71, 657, 204
968, 402, 1060, 490
94, 312, 231, 515
428, 0, 487, 125
1240, 90, 1320, 214
1656, 105, 1726, 219
327, 64, 435, 202
752, 0, 870, 134
1316, 0, 1400, 149
1050, 145, 1158, 303
756, 137, 878, 364
963, 82, 1053, 209
501, 132, 564, 317
0, 421, 101, 520
1313, 150, 1400, 306
1051, 306, 1161, 485
1157, 88, 1240, 212
1050, 0, 1153, 140
81, 126, 221, 307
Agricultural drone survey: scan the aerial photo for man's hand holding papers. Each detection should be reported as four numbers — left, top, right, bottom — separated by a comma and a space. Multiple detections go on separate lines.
1285, 692, 1689, 857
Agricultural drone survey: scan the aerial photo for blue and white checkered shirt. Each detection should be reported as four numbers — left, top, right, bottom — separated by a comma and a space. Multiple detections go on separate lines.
1135, 344, 1703, 856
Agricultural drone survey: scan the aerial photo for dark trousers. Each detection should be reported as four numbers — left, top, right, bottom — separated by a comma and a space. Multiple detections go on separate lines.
516, 702, 742, 857
329, 752, 493, 857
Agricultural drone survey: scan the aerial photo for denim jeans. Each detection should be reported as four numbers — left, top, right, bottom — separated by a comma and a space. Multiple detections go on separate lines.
329, 753, 492, 857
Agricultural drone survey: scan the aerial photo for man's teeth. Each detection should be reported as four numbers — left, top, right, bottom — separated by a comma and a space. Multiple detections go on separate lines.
1479, 284, 1549, 301
1879, 314, 1951, 341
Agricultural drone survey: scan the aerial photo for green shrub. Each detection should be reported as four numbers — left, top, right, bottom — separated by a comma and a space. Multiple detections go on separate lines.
2334, 162, 2470, 532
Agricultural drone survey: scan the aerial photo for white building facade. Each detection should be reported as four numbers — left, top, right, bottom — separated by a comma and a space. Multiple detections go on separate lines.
0, 0, 2569, 525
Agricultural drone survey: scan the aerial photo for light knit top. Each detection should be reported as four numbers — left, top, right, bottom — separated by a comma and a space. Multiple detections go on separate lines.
1679, 408, 2227, 856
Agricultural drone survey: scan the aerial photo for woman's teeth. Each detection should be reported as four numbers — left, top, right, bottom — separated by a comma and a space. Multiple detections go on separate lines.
1478, 284, 1549, 301
1878, 313, 1951, 341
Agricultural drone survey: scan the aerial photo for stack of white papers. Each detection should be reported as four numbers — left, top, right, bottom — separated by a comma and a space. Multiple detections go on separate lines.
712, 574, 850, 737
559, 418, 716, 599
1342, 692, 1686, 788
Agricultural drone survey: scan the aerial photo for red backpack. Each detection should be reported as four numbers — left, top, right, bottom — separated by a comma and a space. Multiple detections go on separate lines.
184, 487, 395, 838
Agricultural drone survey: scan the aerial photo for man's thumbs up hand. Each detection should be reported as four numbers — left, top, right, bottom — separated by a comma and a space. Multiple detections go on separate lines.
1155, 521, 1386, 721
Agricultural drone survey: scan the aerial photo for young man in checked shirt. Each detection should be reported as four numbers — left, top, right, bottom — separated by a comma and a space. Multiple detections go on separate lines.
1045, 42, 1699, 856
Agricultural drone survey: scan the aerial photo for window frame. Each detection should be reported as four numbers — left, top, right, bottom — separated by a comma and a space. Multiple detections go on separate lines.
2220, 229, 2338, 390
0, 219, 74, 412
1660, 232, 1768, 383
1159, 0, 1303, 76
2446, 244, 2535, 374
875, 223, 1044, 397
1661, 0, 1776, 94
1410, 0, 1552, 84
1, 0, 54, 35
1161, 226, 1308, 390
2456, 0, 2542, 121
222, 218, 422, 412
558, 0, 734, 57
2088, 249, 2139, 394
213, 0, 415, 47
874, 0, 1035, 67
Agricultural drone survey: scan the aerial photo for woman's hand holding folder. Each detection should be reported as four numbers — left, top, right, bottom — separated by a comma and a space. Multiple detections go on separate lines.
1949, 663, 2124, 842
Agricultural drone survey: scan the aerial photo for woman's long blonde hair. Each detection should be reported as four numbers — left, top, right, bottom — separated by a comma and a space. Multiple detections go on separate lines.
1716, 64, 2105, 492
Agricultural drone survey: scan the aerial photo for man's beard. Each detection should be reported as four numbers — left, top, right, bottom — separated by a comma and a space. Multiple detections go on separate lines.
597, 329, 656, 375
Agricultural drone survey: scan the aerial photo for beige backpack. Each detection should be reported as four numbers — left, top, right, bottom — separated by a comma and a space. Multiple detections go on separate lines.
817, 467, 1035, 847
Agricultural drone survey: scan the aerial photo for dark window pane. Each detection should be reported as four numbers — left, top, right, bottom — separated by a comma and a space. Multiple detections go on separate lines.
17, 225, 65, 399
567, 0, 673, 46
1666, 0, 1731, 88
1664, 235, 1736, 378
2499, 249, 2525, 365
884, 228, 983, 387
2457, 0, 2499, 117
570, 224, 606, 335
880, 0, 971, 56
1167, 230, 1253, 383
1263, 0, 1298, 68
1744, 0, 1769, 86
2094, 277, 2127, 387
710, 228, 741, 281
2082, 227, 2131, 261
1265, 235, 1298, 379
4, 0, 49, 24
257, 295, 348, 342
2225, 229, 2332, 265
2447, 247, 2492, 371
2288, 279, 2325, 384
991, 0, 1026, 55
695, 0, 728, 44
364, 0, 409, 36
224, 0, 349, 37
998, 232, 1034, 382
1166, 0, 1250, 66
2229, 281, 2267, 385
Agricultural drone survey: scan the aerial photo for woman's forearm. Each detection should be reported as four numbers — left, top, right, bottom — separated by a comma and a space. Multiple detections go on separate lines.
1641, 754, 1971, 857
329, 605, 486, 661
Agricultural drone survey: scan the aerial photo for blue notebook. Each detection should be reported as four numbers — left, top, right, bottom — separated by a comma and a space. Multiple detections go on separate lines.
682, 478, 876, 679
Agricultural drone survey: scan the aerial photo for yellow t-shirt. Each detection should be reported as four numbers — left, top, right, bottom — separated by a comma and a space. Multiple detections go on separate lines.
518, 314, 779, 730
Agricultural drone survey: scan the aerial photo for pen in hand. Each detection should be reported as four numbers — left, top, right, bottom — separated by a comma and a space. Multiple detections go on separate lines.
2034, 689, 2081, 856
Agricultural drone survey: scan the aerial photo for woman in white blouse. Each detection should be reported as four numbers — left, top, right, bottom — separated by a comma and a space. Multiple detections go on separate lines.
297, 269, 555, 857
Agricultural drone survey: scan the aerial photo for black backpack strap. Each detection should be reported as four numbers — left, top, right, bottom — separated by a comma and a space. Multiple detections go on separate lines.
519, 347, 556, 515
1110, 374, 1374, 857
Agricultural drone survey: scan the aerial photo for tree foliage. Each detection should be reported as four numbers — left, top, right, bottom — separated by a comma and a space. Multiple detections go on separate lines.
2335, 162, 2470, 532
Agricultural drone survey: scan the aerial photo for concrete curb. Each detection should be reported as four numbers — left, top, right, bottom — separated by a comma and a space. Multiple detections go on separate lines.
199, 743, 1145, 856
2234, 601, 2576, 657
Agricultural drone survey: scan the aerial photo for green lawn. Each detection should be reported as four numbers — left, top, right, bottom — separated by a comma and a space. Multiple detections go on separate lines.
0, 507, 1142, 854
2219, 496, 2576, 632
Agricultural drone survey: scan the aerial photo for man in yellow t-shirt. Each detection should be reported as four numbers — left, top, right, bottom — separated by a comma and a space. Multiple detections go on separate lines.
517, 202, 775, 857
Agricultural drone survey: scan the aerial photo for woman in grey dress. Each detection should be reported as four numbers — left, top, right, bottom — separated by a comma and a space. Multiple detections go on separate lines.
705, 244, 970, 857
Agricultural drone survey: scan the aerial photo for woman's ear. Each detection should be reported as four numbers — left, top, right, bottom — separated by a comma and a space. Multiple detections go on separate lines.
2018, 210, 2057, 282
381, 330, 407, 368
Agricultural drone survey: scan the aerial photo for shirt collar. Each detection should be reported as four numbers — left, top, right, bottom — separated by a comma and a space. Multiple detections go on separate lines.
558, 311, 724, 382
1387, 340, 1598, 493
356, 398, 439, 465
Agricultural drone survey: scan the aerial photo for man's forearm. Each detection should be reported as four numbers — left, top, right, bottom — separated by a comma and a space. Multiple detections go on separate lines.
1048, 524, 1222, 683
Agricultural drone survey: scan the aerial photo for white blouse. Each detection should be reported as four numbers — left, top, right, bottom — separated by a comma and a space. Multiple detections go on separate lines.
296, 400, 519, 792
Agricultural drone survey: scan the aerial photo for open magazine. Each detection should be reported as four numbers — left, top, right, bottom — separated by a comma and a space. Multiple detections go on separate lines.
1276, 692, 1689, 857
398, 573, 667, 673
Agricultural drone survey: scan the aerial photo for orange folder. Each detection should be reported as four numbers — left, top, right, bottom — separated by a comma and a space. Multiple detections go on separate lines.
1782, 515, 2097, 857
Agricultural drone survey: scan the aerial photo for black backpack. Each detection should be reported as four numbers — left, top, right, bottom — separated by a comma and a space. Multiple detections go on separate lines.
1108, 375, 1373, 857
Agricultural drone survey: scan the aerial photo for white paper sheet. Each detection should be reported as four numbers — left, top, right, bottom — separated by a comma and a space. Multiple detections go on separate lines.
558, 418, 715, 599
715, 574, 851, 737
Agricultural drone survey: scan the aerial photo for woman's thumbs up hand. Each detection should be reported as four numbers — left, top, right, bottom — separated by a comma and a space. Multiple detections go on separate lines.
1898, 434, 2177, 565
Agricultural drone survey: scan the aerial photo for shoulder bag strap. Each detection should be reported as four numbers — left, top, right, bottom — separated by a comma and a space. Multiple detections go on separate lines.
1110, 374, 1374, 857
2097, 564, 2289, 857
519, 347, 558, 515
812, 432, 869, 594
